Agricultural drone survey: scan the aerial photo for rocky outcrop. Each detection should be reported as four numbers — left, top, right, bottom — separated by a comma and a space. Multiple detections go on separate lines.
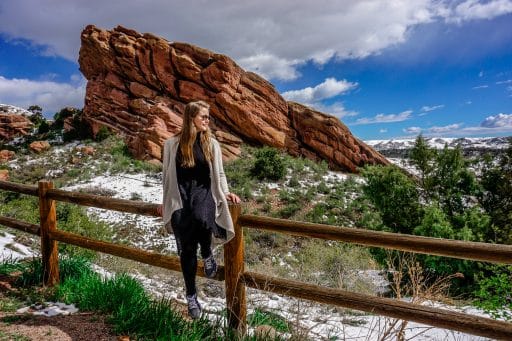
78, 146, 95, 155
288, 102, 388, 172
0, 150, 15, 163
79, 25, 389, 171
0, 169, 8, 181
0, 112, 33, 141
29, 141, 50, 153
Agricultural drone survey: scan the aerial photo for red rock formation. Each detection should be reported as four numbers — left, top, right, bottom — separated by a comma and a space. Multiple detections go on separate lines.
29, 141, 50, 153
79, 25, 389, 171
0, 169, 8, 181
0, 150, 15, 163
288, 102, 389, 172
79, 146, 95, 155
0, 113, 33, 141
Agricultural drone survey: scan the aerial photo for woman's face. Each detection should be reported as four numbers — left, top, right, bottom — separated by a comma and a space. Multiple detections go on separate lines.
193, 108, 210, 132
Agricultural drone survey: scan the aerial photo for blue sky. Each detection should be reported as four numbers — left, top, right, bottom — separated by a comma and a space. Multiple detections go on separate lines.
0, 1, 511, 140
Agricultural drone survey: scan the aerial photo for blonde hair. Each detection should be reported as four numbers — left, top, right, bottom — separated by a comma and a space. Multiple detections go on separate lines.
178, 100, 213, 167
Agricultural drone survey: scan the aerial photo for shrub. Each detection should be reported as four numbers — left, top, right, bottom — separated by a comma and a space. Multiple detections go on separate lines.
277, 202, 301, 219
224, 146, 255, 200
361, 165, 422, 234
316, 180, 330, 194
287, 174, 300, 187
474, 265, 512, 320
251, 146, 286, 181
95, 126, 112, 141
37, 119, 50, 134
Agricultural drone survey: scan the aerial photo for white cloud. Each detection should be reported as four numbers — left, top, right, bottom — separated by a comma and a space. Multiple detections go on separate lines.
428, 123, 462, 133
282, 78, 358, 102
354, 110, 413, 125
449, 0, 512, 23
0, 75, 85, 115
402, 113, 512, 137
310, 102, 359, 119
480, 113, 512, 128
420, 104, 444, 112
0, 1, 510, 82
472, 85, 489, 89
281, 78, 359, 119
404, 126, 422, 134
0, 0, 451, 82
238, 53, 303, 81
496, 79, 512, 84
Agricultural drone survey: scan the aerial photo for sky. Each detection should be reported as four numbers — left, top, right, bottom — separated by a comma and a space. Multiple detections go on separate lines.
0, 0, 511, 141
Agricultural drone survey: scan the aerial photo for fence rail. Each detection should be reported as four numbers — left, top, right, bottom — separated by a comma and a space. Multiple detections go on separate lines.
1, 180, 511, 339
240, 214, 512, 264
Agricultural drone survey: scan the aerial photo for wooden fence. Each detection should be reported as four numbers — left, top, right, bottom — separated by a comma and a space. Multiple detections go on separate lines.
0, 180, 512, 339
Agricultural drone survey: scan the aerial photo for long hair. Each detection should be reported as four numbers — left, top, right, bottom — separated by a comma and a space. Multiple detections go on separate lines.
178, 100, 213, 167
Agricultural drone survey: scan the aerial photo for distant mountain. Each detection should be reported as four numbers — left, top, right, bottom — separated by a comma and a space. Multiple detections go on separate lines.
0, 104, 33, 116
364, 136, 511, 158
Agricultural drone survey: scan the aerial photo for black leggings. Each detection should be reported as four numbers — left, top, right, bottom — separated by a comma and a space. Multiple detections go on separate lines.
172, 209, 213, 296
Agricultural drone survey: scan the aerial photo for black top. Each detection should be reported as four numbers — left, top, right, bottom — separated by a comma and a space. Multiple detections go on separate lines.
176, 135, 211, 193
174, 135, 226, 239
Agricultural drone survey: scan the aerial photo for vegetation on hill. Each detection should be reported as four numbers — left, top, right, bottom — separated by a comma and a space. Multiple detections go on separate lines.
0, 106, 510, 335
360, 135, 512, 318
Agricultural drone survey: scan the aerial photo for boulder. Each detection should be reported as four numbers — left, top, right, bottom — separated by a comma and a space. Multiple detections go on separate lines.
0, 112, 33, 141
0, 150, 15, 163
29, 141, 51, 153
79, 25, 389, 171
79, 146, 95, 155
0, 169, 8, 181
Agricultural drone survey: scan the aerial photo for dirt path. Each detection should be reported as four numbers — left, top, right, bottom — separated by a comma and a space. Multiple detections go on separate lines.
0, 311, 121, 341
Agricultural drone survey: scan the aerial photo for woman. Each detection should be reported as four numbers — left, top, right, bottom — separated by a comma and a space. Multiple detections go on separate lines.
157, 100, 240, 319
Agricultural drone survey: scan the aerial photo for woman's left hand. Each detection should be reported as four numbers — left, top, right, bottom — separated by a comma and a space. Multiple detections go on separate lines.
226, 192, 241, 204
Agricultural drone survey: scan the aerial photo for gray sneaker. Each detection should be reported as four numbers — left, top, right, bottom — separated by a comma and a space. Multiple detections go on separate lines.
203, 254, 217, 278
186, 294, 201, 320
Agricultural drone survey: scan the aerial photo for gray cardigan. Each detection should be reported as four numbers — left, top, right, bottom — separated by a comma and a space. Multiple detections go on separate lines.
162, 135, 235, 244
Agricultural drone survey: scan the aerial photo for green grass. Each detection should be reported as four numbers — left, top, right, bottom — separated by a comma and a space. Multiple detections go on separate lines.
248, 308, 289, 333
0, 256, 286, 340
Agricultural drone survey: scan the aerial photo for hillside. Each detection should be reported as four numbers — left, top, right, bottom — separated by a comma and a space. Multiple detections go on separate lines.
1, 131, 510, 340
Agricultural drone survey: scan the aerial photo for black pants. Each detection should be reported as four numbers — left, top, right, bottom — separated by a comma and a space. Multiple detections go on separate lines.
171, 209, 212, 296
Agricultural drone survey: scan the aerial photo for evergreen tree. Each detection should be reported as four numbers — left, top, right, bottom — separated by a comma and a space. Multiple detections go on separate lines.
432, 144, 478, 220
479, 138, 512, 243
408, 134, 436, 199
27, 104, 44, 126
361, 165, 422, 234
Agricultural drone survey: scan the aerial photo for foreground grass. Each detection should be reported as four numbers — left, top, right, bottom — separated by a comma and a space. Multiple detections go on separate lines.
0, 256, 285, 340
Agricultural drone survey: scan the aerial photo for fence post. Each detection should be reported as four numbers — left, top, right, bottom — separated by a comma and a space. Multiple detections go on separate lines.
38, 181, 59, 286
224, 204, 246, 334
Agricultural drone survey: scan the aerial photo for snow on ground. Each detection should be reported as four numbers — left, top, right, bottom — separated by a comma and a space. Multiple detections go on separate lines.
0, 230, 34, 260
63, 173, 177, 253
